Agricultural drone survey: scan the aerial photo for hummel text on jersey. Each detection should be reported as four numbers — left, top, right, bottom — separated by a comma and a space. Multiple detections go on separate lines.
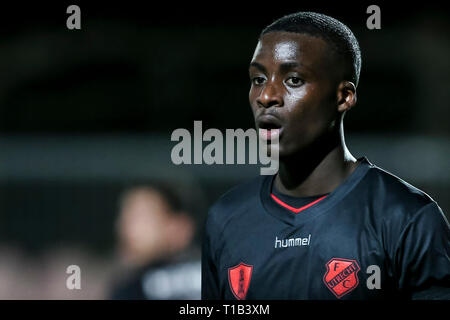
275, 234, 311, 248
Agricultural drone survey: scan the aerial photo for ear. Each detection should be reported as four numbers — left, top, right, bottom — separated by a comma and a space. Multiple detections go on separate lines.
337, 81, 357, 113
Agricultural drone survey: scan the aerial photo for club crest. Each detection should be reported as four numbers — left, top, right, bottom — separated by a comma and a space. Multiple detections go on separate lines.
228, 262, 253, 300
323, 258, 360, 298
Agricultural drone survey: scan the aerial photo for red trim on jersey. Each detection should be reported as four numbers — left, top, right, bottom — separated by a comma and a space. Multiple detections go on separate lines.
270, 193, 328, 213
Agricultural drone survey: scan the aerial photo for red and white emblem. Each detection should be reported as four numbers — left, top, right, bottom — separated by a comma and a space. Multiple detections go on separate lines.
323, 258, 360, 299
228, 262, 253, 300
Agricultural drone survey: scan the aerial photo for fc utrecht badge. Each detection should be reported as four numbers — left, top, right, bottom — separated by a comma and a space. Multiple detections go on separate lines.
228, 262, 253, 300
323, 258, 360, 299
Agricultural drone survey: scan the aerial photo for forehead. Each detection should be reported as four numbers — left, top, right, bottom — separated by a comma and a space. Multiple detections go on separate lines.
251, 32, 331, 70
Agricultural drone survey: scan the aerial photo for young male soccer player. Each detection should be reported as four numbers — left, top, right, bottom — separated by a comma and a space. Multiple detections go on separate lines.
201, 12, 450, 300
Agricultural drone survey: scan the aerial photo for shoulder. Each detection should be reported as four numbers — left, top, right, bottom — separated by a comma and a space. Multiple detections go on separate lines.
364, 161, 438, 218
355, 160, 449, 262
205, 175, 267, 230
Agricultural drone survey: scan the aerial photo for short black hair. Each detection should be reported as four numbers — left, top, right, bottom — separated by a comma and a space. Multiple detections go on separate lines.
261, 12, 361, 87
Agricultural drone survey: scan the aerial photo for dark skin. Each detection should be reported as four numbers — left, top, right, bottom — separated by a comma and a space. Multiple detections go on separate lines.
249, 32, 359, 197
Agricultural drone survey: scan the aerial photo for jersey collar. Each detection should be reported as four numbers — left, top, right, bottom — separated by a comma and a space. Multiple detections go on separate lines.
260, 157, 372, 226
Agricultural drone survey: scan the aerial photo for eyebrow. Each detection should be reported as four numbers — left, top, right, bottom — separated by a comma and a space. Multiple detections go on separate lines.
279, 62, 304, 73
249, 62, 267, 73
249, 61, 311, 73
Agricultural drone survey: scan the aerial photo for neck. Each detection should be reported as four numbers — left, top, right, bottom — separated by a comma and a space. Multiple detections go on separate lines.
274, 123, 358, 197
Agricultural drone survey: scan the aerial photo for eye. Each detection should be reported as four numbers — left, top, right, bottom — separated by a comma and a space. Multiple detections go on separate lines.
285, 77, 304, 87
251, 77, 266, 86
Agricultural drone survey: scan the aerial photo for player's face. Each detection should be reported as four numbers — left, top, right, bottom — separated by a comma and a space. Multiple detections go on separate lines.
249, 32, 341, 158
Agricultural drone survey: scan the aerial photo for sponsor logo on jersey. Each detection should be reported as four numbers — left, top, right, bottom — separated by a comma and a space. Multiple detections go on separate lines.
228, 262, 253, 300
274, 234, 311, 248
323, 258, 360, 298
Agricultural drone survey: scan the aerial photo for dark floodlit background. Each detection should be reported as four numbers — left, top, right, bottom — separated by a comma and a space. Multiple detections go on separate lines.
0, 1, 448, 298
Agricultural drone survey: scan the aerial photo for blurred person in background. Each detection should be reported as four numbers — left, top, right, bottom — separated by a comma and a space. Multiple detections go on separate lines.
109, 183, 201, 299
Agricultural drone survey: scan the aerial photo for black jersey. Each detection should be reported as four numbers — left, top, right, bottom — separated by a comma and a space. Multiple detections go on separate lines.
201, 157, 450, 300
110, 258, 201, 300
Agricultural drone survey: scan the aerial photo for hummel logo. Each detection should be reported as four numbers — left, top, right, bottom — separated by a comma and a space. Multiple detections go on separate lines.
274, 234, 311, 248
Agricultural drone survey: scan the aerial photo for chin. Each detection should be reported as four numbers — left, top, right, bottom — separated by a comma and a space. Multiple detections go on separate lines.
277, 142, 311, 160
277, 145, 297, 160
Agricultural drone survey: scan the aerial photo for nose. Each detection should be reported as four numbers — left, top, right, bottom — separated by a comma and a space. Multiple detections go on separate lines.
256, 80, 283, 108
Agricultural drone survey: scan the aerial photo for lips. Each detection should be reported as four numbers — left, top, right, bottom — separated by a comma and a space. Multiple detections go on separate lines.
257, 114, 282, 129
256, 114, 283, 141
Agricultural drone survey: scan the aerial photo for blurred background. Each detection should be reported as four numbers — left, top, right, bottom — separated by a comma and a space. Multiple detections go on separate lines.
0, 1, 448, 299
